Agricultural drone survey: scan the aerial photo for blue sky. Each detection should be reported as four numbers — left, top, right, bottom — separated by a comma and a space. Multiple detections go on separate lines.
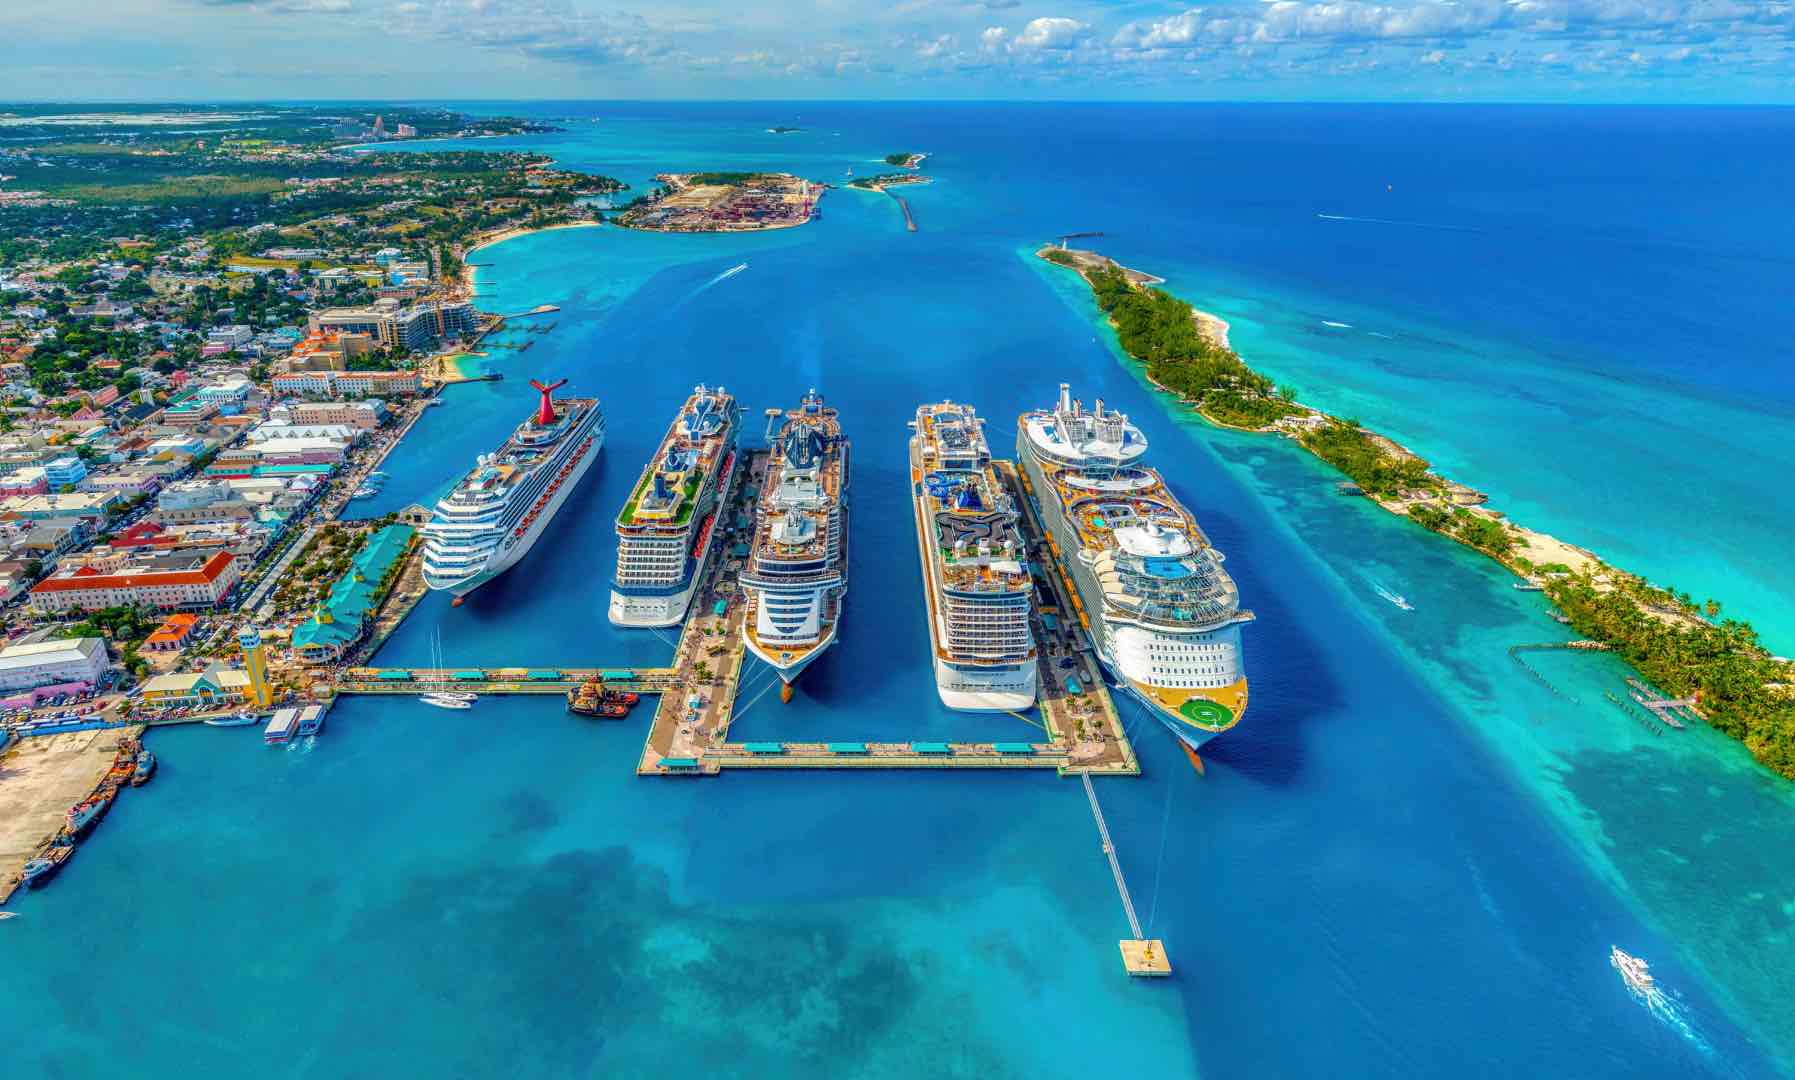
8, 0, 1795, 102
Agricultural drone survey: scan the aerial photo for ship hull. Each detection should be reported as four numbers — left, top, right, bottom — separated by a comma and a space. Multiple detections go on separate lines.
424, 429, 604, 598
934, 657, 1038, 711
744, 617, 838, 684
609, 440, 739, 628
607, 577, 699, 628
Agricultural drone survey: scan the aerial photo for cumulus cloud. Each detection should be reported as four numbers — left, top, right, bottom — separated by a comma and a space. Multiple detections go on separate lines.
1011, 16, 1091, 51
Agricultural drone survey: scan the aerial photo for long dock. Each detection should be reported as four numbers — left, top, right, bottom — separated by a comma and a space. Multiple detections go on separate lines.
315, 453, 1136, 779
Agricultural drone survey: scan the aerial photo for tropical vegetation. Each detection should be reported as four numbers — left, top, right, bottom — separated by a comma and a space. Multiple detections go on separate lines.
1546, 573, 1795, 778
1083, 264, 1298, 429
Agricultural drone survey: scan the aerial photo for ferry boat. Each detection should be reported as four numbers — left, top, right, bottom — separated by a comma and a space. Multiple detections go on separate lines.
740, 389, 849, 690
908, 402, 1038, 711
421, 378, 605, 600
1016, 384, 1252, 753
263, 708, 301, 745
609, 385, 741, 627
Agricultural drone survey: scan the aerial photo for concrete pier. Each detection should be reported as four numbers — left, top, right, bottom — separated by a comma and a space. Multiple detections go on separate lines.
0, 726, 144, 906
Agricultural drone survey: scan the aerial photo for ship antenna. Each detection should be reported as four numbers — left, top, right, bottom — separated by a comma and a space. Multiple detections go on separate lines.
529, 378, 567, 425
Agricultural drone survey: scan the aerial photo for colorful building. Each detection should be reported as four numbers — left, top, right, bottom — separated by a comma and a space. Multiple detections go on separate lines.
290, 525, 414, 662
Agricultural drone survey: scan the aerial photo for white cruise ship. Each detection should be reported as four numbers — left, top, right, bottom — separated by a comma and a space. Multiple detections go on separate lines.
1016, 384, 1251, 751
909, 402, 1038, 711
740, 390, 848, 691
420, 378, 604, 601
609, 385, 741, 627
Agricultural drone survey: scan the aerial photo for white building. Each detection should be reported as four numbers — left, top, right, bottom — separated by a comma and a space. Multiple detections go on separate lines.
0, 637, 112, 692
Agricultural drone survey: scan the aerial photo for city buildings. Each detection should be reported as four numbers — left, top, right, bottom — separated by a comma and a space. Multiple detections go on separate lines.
28, 548, 242, 613
0, 637, 111, 693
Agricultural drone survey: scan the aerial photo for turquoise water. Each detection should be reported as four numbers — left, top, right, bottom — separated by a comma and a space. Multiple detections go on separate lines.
8, 104, 1794, 1078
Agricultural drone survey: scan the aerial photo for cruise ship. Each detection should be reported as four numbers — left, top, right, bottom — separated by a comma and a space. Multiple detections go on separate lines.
609, 385, 741, 627
421, 378, 604, 600
1016, 384, 1251, 751
908, 402, 1038, 711
740, 390, 849, 692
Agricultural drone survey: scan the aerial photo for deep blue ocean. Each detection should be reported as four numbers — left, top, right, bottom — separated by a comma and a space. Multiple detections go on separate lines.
7, 103, 1794, 1078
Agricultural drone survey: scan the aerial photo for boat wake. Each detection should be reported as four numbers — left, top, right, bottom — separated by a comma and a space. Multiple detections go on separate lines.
1321, 320, 1353, 329
1316, 212, 1484, 234
1627, 978, 1713, 1057
1372, 582, 1415, 611
707, 262, 749, 287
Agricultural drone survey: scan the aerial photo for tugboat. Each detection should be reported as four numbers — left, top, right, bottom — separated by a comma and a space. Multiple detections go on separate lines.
65, 788, 115, 840
131, 749, 157, 787
21, 845, 73, 889
567, 679, 636, 718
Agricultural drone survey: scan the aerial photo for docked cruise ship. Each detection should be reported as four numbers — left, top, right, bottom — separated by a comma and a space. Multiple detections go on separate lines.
420, 378, 604, 600
909, 402, 1038, 711
609, 385, 741, 627
1016, 384, 1251, 751
740, 390, 849, 689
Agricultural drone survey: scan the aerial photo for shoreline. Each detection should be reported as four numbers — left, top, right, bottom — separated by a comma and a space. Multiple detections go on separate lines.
460, 220, 605, 292
1038, 244, 1795, 778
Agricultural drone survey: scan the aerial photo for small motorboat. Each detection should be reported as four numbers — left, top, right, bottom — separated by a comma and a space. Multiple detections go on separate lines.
204, 713, 260, 727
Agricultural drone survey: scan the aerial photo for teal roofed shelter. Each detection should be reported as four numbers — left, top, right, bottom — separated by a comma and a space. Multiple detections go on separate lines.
291, 524, 415, 662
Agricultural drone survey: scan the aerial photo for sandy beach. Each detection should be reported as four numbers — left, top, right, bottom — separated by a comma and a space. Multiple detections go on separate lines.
461, 221, 605, 290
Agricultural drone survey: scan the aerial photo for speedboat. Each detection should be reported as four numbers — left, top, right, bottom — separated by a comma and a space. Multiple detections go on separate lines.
1610, 946, 1655, 995
204, 713, 260, 727
419, 693, 472, 710
1373, 583, 1415, 611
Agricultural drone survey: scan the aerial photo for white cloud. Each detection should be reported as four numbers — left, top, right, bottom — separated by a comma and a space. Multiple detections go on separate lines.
1012, 16, 1090, 51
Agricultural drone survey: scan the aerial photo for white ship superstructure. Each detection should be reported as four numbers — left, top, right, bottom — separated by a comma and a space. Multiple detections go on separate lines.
909, 401, 1038, 711
421, 378, 605, 599
609, 385, 741, 627
1016, 383, 1250, 751
740, 390, 849, 686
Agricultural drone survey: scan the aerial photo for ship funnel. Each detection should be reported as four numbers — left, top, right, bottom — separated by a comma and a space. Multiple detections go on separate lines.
1057, 383, 1071, 413
529, 378, 567, 426
1095, 398, 1105, 419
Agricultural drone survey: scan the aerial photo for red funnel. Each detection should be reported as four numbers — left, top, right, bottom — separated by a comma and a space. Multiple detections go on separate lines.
529, 378, 567, 425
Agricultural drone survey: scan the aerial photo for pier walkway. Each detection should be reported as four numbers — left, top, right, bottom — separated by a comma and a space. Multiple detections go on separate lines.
337, 667, 678, 695
315, 454, 1138, 780
999, 461, 1138, 776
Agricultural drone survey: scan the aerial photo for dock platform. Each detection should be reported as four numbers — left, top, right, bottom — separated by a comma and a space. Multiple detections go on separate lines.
1120, 939, 1173, 977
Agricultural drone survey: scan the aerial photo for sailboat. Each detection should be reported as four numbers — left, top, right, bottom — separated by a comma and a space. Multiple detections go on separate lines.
419, 628, 477, 706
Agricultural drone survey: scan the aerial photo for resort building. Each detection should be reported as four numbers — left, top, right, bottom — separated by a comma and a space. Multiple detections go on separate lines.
281, 400, 387, 429
28, 548, 242, 614
270, 369, 419, 398
0, 637, 112, 693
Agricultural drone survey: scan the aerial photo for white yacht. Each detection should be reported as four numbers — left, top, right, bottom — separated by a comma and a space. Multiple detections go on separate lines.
740, 390, 849, 691
1016, 383, 1252, 752
609, 386, 741, 627
909, 401, 1038, 711
420, 378, 604, 601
